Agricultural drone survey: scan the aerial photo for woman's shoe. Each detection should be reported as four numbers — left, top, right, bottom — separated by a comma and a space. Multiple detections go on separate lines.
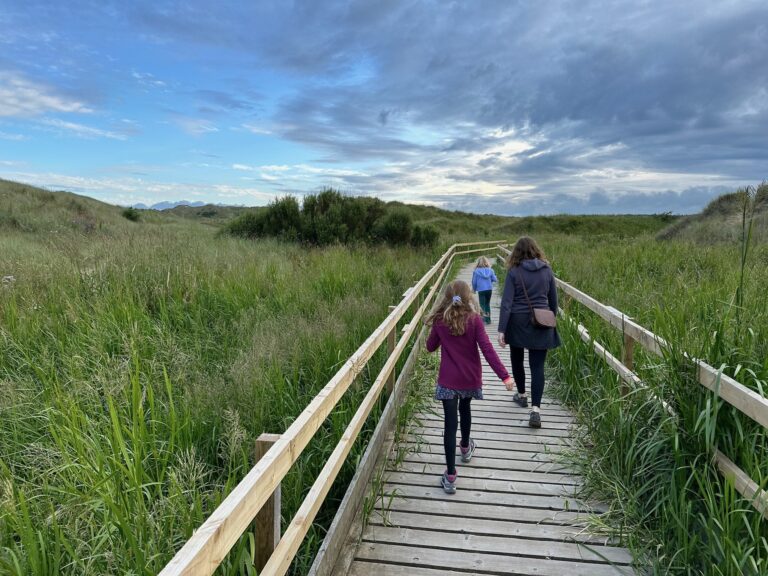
512, 392, 528, 408
529, 411, 541, 428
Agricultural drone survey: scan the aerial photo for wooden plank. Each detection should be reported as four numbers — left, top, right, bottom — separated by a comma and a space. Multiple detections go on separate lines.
411, 426, 570, 445
375, 497, 590, 526
401, 435, 569, 454
697, 360, 768, 430
416, 412, 573, 431
714, 449, 768, 520
381, 483, 597, 513
388, 460, 581, 485
354, 543, 634, 576
348, 562, 475, 576
360, 525, 633, 564
384, 471, 577, 497
399, 440, 562, 466
367, 509, 610, 544
413, 422, 571, 438
253, 434, 281, 571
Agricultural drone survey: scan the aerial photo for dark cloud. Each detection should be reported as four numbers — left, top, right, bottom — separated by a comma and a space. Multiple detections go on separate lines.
6, 0, 768, 212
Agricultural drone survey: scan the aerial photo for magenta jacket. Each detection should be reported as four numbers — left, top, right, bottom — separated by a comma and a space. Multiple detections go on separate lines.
426, 313, 510, 391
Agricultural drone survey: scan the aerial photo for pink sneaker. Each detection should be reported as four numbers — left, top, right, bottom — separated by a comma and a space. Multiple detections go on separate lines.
460, 438, 476, 462
441, 470, 457, 494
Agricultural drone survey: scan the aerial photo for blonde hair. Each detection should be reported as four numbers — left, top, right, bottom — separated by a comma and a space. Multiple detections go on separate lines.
475, 256, 491, 268
425, 280, 478, 336
506, 236, 548, 269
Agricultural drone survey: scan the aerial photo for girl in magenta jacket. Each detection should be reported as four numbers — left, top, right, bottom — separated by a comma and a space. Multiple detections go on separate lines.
426, 280, 513, 494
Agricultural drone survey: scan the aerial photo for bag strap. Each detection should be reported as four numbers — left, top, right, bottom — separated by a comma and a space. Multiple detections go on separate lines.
516, 270, 535, 315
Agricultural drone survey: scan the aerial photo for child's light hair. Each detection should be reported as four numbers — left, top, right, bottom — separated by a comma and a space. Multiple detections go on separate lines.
425, 280, 478, 336
475, 256, 491, 268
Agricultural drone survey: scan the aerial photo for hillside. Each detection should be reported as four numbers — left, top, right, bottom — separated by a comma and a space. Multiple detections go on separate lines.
1, 178, 677, 244
657, 182, 768, 243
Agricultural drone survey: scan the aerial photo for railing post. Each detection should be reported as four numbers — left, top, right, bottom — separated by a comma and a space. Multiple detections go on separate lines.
621, 333, 634, 397
253, 433, 282, 571
386, 305, 397, 395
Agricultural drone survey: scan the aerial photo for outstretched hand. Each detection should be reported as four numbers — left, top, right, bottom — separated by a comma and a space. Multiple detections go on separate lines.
503, 377, 516, 391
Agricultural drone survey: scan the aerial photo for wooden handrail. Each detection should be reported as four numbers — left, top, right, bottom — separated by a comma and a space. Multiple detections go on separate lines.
497, 244, 768, 519
159, 240, 503, 576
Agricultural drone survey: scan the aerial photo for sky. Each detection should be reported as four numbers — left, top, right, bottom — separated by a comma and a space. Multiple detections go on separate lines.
0, 1, 766, 215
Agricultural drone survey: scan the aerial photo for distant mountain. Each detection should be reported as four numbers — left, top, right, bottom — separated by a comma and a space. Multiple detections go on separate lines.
139, 200, 207, 210
130, 200, 206, 210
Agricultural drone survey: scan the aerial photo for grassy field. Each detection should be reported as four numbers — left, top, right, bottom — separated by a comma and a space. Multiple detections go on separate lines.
0, 181, 445, 574
537, 222, 768, 575
3, 177, 765, 575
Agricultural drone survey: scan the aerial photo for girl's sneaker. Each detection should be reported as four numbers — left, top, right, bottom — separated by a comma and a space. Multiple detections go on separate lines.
529, 410, 541, 428
441, 470, 457, 494
460, 438, 476, 462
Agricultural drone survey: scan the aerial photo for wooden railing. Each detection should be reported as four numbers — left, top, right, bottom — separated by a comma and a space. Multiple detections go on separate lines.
496, 245, 768, 519
159, 240, 506, 576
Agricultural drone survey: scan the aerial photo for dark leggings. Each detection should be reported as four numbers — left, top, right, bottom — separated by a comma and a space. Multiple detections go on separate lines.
442, 397, 472, 475
510, 347, 548, 407
477, 290, 492, 322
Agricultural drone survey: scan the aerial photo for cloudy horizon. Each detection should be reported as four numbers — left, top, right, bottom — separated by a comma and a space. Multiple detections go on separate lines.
1, 1, 766, 215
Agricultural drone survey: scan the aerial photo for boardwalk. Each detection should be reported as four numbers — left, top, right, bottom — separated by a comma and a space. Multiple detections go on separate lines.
344, 262, 636, 576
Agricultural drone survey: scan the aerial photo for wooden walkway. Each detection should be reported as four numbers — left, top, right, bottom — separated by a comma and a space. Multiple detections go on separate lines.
344, 262, 636, 576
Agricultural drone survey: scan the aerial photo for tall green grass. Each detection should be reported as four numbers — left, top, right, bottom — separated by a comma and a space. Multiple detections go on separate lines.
0, 219, 436, 574
541, 222, 768, 575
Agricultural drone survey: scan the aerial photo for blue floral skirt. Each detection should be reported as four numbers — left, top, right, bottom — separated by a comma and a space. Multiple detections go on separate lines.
434, 384, 484, 401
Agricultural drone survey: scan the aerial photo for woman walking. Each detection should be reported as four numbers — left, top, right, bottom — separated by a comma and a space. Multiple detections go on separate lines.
497, 236, 560, 428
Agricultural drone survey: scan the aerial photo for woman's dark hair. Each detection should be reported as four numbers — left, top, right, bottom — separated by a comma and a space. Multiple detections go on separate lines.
506, 236, 548, 269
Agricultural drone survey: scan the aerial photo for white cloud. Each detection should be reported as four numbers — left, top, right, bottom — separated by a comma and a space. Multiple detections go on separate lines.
0, 71, 92, 117
40, 118, 127, 140
173, 117, 219, 135
0, 130, 27, 141
241, 123, 272, 135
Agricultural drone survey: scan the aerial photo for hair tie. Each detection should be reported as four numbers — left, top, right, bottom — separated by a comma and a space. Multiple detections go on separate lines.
452, 295, 462, 305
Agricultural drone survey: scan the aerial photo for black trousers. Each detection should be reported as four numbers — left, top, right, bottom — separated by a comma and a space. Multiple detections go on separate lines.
442, 397, 472, 475
510, 347, 548, 407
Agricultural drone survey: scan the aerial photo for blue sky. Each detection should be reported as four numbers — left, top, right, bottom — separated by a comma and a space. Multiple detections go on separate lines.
0, 1, 766, 214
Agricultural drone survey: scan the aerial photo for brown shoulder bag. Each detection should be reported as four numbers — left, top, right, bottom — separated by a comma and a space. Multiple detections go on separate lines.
518, 273, 557, 329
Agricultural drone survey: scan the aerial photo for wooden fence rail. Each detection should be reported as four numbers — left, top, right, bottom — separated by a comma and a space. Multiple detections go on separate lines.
159, 240, 507, 576
496, 245, 768, 520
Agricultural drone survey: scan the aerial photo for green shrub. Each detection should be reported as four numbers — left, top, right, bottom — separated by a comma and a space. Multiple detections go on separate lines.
374, 209, 413, 245
122, 207, 141, 222
411, 224, 439, 248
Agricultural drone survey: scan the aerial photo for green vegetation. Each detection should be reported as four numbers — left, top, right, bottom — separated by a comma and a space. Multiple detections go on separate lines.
224, 189, 441, 248
0, 180, 437, 574
658, 182, 768, 243
540, 191, 768, 575
4, 175, 766, 576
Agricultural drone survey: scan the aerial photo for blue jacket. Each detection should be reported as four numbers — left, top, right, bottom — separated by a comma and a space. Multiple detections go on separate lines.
498, 259, 558, 334
472, 267, 497, 292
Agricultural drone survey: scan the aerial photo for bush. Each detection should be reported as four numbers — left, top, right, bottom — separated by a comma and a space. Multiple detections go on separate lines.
411, 224, 439, 248
122, 207, 141, 222
374, 209, 413, 245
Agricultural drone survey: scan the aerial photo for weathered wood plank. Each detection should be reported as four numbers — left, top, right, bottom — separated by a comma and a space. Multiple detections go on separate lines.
355, 543, 634, 576
385, 471, 577, 497
367, 509, 610, 544
381, 483, 599, 513
387, 460, 581, 485
360, 525, 633, 564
